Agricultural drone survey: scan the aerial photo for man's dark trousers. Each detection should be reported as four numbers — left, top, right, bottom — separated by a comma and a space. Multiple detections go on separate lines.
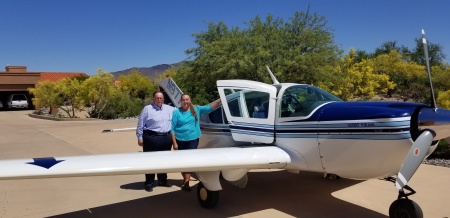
143, 133, 172, 186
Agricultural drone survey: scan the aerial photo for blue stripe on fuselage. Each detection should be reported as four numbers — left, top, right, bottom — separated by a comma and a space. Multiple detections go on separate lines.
201, 101, 422, 140
284, 101, 424, 122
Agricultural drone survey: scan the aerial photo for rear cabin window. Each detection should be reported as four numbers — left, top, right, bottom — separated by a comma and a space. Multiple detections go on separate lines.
244, 91, 269, 119
222, 89, 270, 119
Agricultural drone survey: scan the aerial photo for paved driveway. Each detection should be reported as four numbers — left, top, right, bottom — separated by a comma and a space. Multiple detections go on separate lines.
0, 111, 449, 218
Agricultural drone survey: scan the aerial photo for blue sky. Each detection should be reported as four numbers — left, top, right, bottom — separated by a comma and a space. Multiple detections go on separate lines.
1, 0, 449, 75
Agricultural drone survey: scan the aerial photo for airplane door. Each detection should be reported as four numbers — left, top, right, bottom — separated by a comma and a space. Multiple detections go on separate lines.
217, 80, 277, 143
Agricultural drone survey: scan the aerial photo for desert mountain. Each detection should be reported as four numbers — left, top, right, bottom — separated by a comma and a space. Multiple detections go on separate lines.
110, 62, 181, 80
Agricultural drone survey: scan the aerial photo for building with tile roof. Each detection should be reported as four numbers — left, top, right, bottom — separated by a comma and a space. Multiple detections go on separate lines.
0, 66, 87, 109
40, 72, 88, 82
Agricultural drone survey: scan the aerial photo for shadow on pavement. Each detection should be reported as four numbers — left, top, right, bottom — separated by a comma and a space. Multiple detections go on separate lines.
50, 171, 387, 218
119, 181, 144, 191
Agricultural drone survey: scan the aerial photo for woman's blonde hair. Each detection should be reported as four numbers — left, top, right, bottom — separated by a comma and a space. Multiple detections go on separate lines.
181, 94, 197, 121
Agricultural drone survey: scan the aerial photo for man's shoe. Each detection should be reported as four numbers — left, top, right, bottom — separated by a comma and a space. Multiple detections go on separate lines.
145, 183, 153, 192
158, 181, 172, 187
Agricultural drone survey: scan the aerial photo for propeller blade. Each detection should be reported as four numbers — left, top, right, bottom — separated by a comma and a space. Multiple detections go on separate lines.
395, 130, 434, 190
421, 29, 437, 108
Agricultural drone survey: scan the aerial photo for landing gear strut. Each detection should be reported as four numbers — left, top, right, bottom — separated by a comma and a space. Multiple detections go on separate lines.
385, 177, 423, 218
197, 182, 219, 209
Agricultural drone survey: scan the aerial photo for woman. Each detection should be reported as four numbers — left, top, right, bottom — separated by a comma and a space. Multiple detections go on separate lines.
171, 93, 221, 191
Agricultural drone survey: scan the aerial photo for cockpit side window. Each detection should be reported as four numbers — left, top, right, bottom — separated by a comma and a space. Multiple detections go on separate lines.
280, 85, 342, 117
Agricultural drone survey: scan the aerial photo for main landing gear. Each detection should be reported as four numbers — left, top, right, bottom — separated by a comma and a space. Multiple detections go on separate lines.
385, 177, 423, 218
197, 182, 220, 209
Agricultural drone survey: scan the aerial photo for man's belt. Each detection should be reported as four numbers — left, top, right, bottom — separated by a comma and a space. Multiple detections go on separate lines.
144, 130, 171, 136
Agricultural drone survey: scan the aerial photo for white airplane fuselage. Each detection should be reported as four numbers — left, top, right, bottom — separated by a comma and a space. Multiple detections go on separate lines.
199, 82, 441, 180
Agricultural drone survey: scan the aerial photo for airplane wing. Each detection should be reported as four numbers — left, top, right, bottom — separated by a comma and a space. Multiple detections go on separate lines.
0, 146, 290, 180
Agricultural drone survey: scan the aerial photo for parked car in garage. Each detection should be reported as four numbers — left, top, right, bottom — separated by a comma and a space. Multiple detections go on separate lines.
7, 94, 28, 109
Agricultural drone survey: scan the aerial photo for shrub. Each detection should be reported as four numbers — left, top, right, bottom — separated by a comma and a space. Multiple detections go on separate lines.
97, 91, 144, 119
428, 140, 450, 159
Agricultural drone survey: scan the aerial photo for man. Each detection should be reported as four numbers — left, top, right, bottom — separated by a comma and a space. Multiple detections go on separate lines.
136, 91, 175, 192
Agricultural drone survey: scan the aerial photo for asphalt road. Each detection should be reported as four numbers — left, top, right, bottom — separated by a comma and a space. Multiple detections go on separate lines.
0, 110, 449, 218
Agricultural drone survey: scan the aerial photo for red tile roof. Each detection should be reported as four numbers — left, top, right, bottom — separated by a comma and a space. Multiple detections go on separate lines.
40, 72, 88, 82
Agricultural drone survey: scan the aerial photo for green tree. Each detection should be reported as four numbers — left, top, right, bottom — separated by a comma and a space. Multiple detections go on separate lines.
432, 64, 450, 108
118, 69, 155, 100
411, 38, 446, 66
156, 66, 178, 82
265, 9, 341, 85
432, 64, 450, 92
56, 77, 83, 118
354, 50, 371, 62
318, 49, 395, 100
180, 9, 340, 103
174, 63, 210, 104
437, 90, 450, 109
73, 74, 89, 83
99, 88, 144, 119
374, 41, 401, 56
79, 69, 115, 118
28, 80, 62, 111
370, 50, 426, 100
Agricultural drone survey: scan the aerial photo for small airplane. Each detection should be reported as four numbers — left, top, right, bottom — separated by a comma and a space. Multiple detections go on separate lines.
1, 30, 449, 218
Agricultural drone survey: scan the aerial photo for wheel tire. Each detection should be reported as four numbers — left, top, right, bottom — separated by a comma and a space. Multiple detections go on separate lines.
197, 182, 219, 209
389, 199, 423, 218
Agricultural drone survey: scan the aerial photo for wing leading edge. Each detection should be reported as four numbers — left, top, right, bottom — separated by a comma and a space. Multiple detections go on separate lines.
0, 146, 290, 180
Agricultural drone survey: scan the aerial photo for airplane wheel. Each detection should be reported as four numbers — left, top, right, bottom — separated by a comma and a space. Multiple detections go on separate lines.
197, 182, 219, 209
389, 199, 423, 218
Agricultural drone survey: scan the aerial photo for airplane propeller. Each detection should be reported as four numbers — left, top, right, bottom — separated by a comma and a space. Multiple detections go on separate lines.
395, 130, 435, 190
395, 30, 439, 193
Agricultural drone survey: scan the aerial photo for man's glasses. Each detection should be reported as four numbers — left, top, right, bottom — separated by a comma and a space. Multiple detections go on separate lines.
154, 97, 163, 100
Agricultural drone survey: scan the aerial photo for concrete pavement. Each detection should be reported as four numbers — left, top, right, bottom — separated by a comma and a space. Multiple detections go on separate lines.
0, 110, 449, 218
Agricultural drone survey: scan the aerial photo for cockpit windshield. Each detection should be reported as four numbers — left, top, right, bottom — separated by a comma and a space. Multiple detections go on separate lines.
280, 85, 342, 117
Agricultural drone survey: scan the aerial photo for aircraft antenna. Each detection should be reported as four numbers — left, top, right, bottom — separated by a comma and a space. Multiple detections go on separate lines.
422, 29, 437, 109
266, 66, 280, 85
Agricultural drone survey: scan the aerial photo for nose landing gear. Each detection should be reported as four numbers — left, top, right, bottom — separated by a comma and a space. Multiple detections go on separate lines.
385, 177, 423, 218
